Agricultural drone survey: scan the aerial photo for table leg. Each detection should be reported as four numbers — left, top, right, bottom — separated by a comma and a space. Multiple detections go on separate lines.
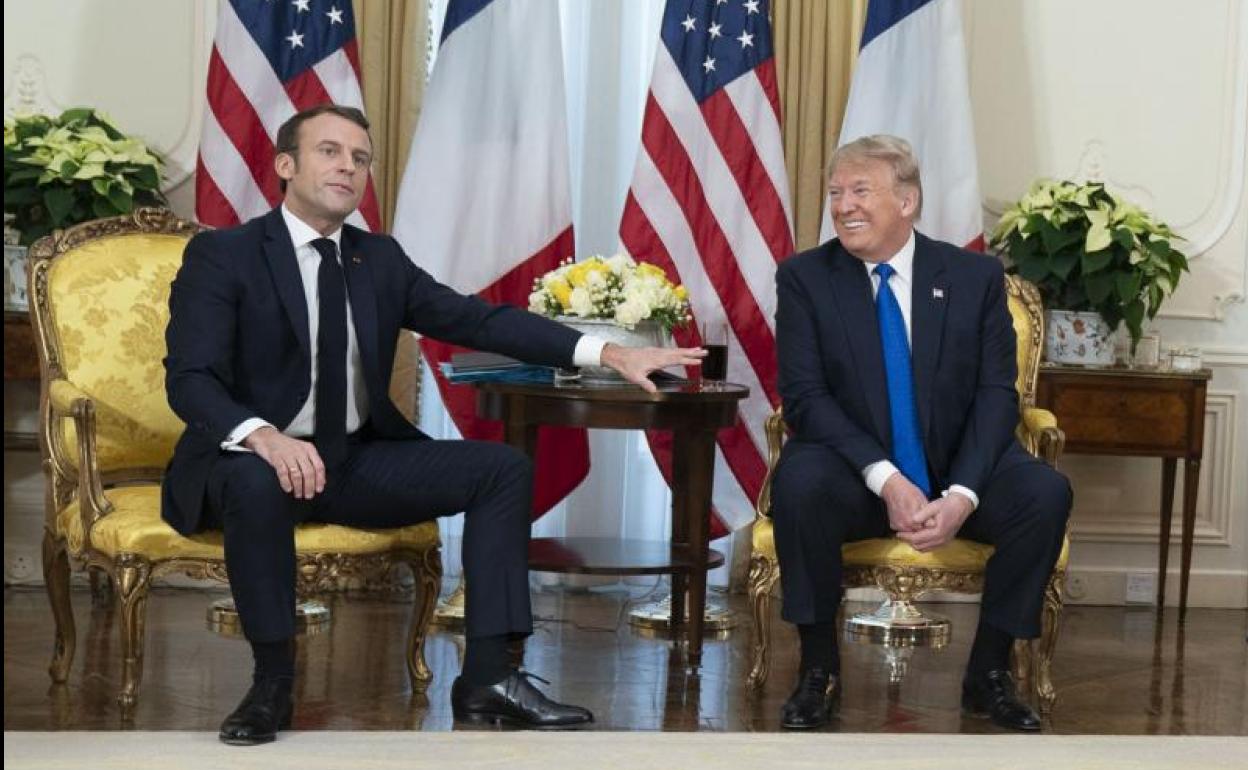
669, 430, 691, 645
1157, 458, 1177, 610
672, 427, 716, 671
1178, 459, 1200, 622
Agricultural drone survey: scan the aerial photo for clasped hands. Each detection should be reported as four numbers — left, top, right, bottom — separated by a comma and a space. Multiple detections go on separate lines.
881, 473, 974, 552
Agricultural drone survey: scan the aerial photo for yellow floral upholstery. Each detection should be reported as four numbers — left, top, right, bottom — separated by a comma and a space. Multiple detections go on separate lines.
57, 485, 440, 561
747, 275, 1069, 712
47, 234, 187, 473
30, 210, 443, 719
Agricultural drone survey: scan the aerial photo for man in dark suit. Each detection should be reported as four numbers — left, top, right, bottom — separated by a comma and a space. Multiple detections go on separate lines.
164, 104, 702, 745
771, 135, 1071, 731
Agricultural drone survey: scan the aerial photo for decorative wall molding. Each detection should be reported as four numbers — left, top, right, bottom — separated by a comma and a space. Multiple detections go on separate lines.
2, 2, 214, 196
1071, 392, 1237, 547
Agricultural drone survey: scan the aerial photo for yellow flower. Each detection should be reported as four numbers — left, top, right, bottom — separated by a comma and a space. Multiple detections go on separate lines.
549, 277, 572, 309
675, 285, 688, 301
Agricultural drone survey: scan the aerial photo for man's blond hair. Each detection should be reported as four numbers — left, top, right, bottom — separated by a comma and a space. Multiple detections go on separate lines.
826, 134, 923, 219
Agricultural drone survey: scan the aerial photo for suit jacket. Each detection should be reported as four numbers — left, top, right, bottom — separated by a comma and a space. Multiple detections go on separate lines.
161, 207, 581, 535
775, 231, 1027, 496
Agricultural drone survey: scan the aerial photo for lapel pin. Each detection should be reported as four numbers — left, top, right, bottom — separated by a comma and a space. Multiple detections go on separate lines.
932, 287, 945, 299
351, 253, 362, 264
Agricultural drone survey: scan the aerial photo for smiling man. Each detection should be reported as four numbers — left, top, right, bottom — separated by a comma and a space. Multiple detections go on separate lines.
770, 135, 1072, 732
163, 104, 702, 744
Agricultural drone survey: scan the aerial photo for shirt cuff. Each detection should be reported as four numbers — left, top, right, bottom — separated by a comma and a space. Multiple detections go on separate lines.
943, 485, 980, 511
572, 334, 608, 367
862, 460, 900, 497
220, 417, 272, 453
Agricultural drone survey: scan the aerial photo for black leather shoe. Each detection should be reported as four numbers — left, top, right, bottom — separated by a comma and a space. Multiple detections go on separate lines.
780, 667, 839, 729
219, 677, 293, 746
962, 669, 1041, 732
451, 670, 593, 728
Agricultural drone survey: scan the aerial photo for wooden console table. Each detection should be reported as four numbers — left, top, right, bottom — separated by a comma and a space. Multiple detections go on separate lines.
1036, 364, 1212, 619
474, 379, 747, 669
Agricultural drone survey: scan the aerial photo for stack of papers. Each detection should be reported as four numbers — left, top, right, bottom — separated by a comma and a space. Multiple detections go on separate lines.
440, 352, 554, 384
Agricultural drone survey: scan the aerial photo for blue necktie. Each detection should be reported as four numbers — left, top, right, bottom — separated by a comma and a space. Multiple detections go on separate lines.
311, 238, 348, 469
873, 263, 930, 496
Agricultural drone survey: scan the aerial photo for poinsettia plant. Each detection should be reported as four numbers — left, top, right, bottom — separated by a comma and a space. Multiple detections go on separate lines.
4, 108, 165, 246
990, 179, 1188, 352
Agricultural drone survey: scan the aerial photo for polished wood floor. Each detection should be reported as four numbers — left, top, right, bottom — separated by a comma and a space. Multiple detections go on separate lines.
4, 584, 1247, 734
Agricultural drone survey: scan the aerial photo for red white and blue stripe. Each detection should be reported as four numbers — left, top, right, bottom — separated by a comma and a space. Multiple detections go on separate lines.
621, 0, 794, 534
197, 0, 381, 231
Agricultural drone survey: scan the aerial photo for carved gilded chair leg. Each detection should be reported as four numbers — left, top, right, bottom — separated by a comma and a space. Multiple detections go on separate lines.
41, 531, 76, 683
114, 554, 153, 720
406, 548, 442, 692
1035, 569, 1065, 714
747, 554, 780, 690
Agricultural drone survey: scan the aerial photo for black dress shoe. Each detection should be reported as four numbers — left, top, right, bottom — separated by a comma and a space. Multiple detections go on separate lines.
219, 677, 293, 746
780, 667, 839, 729
962, 669, 1041, 732
451, 670, 593, 728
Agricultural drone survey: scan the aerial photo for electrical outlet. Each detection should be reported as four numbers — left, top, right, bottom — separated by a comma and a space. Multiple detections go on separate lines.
6, 553, 34, 582
1065, 574, 1087, 601
1125, 572, 1157, 605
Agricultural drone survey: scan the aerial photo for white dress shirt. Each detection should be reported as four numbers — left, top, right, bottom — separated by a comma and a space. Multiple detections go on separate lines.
223, 206, 607, 449
859, 230, 979, 511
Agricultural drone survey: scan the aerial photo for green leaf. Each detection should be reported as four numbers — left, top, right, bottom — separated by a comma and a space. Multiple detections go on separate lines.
1050, 249, 1081, 281
1123, 299, 1145, 349
1112, 227, 1135, 251
1039, 220, 1083, 255
58, 107, 94, 125
91, 195, 119, 219
1082, 249, 1114, 274
106, 184, 132, 213
1115, 272, 1142, 303
1085, 272, 1115, 305
131, 163, 159, 190
43, 186, 74, 225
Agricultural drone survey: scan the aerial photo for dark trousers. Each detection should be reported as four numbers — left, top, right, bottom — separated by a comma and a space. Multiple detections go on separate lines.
770, 440, 1071, 639
201, 435, 534, 643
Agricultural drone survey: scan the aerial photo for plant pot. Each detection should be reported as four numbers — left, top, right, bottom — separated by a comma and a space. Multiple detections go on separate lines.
4, 244, 29, 311
1044, 309, 1115, 366
554, 316, 666, 384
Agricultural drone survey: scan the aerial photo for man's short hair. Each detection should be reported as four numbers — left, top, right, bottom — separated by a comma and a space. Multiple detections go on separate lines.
826, 134, 923, 219
274, 104, 371, 192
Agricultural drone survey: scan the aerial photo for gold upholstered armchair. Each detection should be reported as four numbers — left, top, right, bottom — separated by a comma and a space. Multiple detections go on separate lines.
747, 274, 1070, 713
29, 209, 442, 719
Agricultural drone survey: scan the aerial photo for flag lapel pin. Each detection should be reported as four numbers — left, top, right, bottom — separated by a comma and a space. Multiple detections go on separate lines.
932, 287, 945, 299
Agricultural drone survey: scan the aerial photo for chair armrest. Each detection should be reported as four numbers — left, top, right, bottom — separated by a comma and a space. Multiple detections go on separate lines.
1020, 406, 1065, 467
46, 378, 113, 530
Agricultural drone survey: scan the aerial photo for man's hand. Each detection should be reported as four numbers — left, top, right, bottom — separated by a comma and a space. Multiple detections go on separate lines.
896, 493, 974, 552
881, 472, 929, 532
599, 342, 706, 394
242, 426, 326, 499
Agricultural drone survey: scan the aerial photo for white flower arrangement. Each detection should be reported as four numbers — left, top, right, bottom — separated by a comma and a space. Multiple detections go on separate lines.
528, 254, 691, 333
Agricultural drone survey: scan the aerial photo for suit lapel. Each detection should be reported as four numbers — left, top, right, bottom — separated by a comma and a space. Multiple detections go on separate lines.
262, 210, 311, 360
340, 227, 382, 397
826, 244, 891, 445
910, 233, 948, 442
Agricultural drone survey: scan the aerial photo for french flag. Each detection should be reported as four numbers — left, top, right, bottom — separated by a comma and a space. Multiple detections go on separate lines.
821, 0, 983, 251
391, 0, 588, 518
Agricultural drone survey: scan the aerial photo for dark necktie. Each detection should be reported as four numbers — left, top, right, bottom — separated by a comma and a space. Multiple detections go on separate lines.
873, 263, 930, 496
310, 237, 348, 469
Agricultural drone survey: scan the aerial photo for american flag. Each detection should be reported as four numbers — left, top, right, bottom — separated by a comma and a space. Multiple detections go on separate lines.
197, 0, 381, 231
620, 0, 793, 535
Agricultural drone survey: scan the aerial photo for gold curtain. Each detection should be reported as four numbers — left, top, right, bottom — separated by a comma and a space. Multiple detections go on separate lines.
353, 0, 430, 421
772, 0, 867, 251
353, 0, 430, 229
